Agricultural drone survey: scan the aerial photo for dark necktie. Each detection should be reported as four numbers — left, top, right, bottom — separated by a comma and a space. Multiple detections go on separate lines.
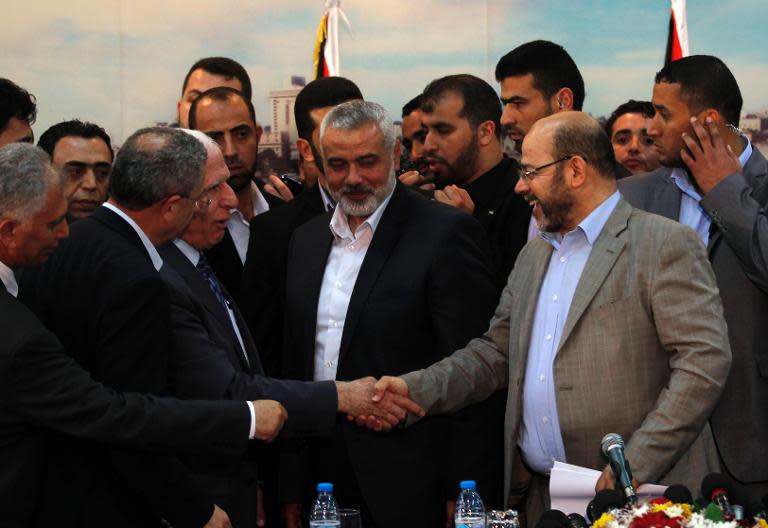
196, 254, 228, 311
196, 254, 250, 368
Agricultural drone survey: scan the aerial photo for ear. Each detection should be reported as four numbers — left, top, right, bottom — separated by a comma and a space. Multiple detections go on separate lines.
0, 218, 20, 248
254, 124, 263, 145
477, 120, 496, 147
552, 87, 575, 112
393, 138, 402, 171
698, 108, 723, 125
297, 138, 314, 161
568, 155, 588, 189
160, 194, 185, 221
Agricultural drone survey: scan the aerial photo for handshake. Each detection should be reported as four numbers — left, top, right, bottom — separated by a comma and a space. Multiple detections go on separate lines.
252, 377, 423, 441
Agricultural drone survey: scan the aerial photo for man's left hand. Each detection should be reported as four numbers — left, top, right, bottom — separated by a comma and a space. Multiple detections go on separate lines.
681, 116, 742, 194
595, 464, 640, 493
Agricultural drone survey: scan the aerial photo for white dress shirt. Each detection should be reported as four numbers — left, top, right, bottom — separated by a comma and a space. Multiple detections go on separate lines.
228, 182, 271, 264
314, 190, 394, 381
0, 260, 18, 297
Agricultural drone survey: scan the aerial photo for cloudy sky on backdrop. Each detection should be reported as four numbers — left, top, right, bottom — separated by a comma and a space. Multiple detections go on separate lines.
3, 0, 767, 144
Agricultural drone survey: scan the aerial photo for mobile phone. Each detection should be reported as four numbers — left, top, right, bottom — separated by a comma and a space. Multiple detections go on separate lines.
279, 172, 304, 196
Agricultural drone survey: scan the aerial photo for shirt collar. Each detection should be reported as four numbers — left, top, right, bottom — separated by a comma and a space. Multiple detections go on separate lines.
329, 184, 395, 241
173, 238, 201, 266
0, 260, 18, 297
540, 190, 621, 247
671, 138, 753, 199
318, 184, 336, 212
102, 202, 164, 271
230, 182, 271, 223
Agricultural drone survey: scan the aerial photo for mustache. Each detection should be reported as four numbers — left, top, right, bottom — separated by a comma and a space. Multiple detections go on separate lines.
503, 124, 524, 137
342, 185, 375, 194
523, 192, 537, 204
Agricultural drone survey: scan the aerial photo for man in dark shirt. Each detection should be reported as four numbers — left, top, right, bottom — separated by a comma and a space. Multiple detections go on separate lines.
418, 74, 531, 292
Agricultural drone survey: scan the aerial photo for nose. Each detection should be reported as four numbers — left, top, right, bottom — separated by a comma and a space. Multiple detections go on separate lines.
423, 130, 437, 155
647, 114, 662, 139
219, 181, 238, 209
628, 134, 641, 153
345, 163, 363, 187
501, 105, 516, 127
221, 133, 237, 158
81, 168, 97, 190
57, 219, 70, 240
514, 175, 529, 195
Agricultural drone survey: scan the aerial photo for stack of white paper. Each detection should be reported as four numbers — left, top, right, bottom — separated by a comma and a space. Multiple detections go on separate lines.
549, 461, 668, 517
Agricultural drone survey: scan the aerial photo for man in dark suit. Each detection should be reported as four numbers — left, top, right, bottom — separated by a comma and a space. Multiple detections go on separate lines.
0, 143, 283, 527
20, 127, 287, 527
619, 55, 768, 495
281, 101, 499, 527
242, 76, 363, 376
157, 131, 415, 527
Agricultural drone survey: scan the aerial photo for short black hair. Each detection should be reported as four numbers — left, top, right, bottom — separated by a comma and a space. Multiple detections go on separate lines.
294, 76, 363, 140
421, 74, 502, 138
181, 57, 252, 101
0, 78, 37, 133
38, 119, 114, 160
495, 40, 585, 111
604, 100, 655, 136
402, 94, 423, 118
654, 55, 742, 126
188, 87, 257, 130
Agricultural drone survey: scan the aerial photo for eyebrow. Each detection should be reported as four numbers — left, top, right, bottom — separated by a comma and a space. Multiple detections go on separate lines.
63, 161, 112, 168
186, 89, 203, 99
500, 95, 527, 105
230, 124, 253, 133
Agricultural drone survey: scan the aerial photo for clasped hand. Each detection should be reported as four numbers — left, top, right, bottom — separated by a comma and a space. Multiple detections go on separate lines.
336, 376, 425, 432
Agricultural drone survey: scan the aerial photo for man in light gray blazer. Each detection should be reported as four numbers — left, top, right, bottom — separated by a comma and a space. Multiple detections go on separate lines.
618, 55, 768, 495
369, 112, 732, 526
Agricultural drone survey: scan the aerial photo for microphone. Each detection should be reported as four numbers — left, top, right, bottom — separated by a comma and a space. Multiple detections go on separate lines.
663, 484, 693, 504
587, 489, 626, 522
701, 473, 738, 520
601, 433, 638, 506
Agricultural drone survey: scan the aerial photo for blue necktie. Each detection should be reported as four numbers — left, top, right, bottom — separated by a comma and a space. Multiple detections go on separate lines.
196, 254, 251, 368
196, 254, 228, 312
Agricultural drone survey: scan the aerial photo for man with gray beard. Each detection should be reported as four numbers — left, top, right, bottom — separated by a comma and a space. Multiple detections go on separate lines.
280, 101, 499, 527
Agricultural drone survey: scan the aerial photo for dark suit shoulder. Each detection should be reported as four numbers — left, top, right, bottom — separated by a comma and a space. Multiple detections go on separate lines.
618, 167, 673, 193
0, 292, 57, 361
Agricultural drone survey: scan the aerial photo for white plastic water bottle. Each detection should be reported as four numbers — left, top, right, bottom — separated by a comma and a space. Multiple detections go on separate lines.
309, 482, 340, 527
455, 480, 486, 528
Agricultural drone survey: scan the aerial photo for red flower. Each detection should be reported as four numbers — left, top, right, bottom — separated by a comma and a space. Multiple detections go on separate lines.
629, 511, 683, 528
649, 498, 670, 506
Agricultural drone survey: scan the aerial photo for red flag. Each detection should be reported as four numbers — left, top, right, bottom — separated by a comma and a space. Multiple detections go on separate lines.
665, 0, 689, 64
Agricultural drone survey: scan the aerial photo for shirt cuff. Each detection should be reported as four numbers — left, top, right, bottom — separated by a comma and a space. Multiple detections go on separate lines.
246, 401, 256, 439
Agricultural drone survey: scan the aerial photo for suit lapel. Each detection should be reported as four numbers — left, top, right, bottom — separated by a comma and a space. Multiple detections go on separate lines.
556, 199, 629, 356
654, 170, 682, 220
160, 243, 254, 371
301, 215, 334, 377
338, 185, 408, 364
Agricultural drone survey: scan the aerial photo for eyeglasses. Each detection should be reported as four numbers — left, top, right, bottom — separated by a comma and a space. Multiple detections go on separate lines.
185, 190, 212, 212
520, 155, 573, 182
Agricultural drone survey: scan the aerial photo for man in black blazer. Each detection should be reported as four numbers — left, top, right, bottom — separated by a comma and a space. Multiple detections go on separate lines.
0, 143, 279, 527
156, 132, 413, 527
282, 101, 499, 526
242, 76, 363, 377
618, 55, 768, 494
20, 128, 288, 528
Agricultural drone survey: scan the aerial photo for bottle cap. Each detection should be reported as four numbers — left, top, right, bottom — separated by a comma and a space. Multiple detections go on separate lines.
317, 482, 334, 492
460, 480, 477, 490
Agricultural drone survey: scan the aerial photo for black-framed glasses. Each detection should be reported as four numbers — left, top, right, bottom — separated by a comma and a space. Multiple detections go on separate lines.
520, 155, 573, 182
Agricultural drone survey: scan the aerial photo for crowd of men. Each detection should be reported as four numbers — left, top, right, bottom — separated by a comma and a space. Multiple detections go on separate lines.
0, 38, 765, 528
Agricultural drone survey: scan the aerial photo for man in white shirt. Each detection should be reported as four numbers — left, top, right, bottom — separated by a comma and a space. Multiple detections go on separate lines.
282, 101, 499, 527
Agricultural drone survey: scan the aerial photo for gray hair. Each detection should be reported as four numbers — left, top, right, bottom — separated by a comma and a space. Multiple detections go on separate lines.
0, 143, 61, 221
319, 100, 396, 154
109, 127, 207, 210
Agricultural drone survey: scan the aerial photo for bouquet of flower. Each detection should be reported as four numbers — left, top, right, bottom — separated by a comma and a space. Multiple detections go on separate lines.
591, 497, 768, 528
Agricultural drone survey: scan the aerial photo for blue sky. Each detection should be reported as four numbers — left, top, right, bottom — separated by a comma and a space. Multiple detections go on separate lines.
2, 0, 766, 144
